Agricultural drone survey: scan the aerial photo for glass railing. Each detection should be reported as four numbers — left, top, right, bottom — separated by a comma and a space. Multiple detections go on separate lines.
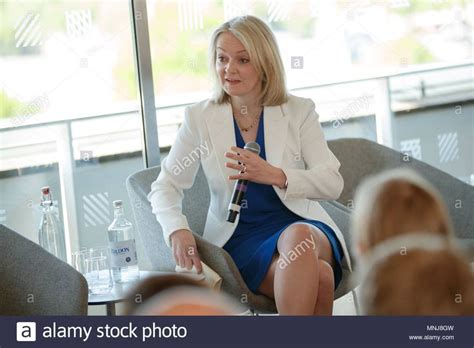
1, 62, 472, 255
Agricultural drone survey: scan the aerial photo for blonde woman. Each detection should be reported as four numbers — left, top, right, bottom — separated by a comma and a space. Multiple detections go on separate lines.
148, 15, 352, 315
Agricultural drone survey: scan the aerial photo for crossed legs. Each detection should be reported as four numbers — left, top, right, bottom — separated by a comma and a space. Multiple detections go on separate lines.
258, 223, 336, 315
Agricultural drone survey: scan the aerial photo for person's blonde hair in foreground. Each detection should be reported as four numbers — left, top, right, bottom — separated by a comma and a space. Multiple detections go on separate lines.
125, 275, 244, 315
132, 287, 242, 316
358, 234, 474, 315
351, 168, 474, 315
352, 168, 455, 255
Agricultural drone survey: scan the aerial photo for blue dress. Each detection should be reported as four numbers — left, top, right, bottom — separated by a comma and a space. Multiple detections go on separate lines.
223, 112, 344, 294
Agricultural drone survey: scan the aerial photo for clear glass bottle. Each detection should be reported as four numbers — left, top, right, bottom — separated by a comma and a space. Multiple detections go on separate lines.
38, 186, 67, 261
107, 200, 139, 283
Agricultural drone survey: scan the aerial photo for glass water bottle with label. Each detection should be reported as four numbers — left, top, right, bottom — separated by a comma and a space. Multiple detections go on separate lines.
107, 200, 139, 283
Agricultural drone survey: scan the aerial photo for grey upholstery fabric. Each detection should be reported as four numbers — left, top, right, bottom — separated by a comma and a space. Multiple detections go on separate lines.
0, 224, 88, 315
328, 138, 474, 258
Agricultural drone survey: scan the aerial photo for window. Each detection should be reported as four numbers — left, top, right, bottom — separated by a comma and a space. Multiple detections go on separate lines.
0, 0, 472, 261
145, 0, 473, 183
0, 1, 143, 258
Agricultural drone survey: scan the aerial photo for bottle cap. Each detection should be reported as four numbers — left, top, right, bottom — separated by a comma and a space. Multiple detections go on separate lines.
113, 200, 123, 208
41, 186, 50, 195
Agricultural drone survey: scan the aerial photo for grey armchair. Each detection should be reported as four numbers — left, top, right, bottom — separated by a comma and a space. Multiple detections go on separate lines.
0, 224, 88, 315
125, 147, 353, 313
328, 138, 474, 259
127, 165, 280, 313
126, 138, 473, 314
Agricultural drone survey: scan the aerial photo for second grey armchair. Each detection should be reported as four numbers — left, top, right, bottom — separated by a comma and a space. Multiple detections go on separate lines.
0, 224, 88, 315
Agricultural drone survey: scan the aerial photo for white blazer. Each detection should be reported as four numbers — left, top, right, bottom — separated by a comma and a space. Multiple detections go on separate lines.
148, 94, 352, 272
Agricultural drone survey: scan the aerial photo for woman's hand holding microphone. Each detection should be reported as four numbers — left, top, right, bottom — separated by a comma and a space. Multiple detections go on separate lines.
170, 145, 285, 273
225, 146, 287, 187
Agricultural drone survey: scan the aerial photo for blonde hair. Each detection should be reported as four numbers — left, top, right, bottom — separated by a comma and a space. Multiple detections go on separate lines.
358, 234, 474, 315
208, 15, 288, 105
125, 275, 243, 315
133, 287, 241, 316
352, 168, 454, 254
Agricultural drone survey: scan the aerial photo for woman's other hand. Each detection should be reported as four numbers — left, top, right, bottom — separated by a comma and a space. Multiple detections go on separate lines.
170, 229, 203, 273
225, 146, 286, 187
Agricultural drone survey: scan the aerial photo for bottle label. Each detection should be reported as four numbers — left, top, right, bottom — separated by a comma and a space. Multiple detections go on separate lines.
109, 239, 138, 268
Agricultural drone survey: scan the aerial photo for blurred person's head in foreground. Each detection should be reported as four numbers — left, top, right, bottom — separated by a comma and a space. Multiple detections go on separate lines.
351, 168, 454, 257
125, 274, 243, 315
358, 233, 474, 315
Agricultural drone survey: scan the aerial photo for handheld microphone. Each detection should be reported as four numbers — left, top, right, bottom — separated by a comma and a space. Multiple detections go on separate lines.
227, 142, 261, 223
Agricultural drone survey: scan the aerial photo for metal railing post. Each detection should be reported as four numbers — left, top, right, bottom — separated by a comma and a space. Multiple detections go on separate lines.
56, 122, 80, 263
375, 77, 394, 147
130, 0, 160, 168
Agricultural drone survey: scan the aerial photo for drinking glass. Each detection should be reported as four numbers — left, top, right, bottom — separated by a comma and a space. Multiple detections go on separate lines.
71, 248, 88, 274
84, 247, 113, 295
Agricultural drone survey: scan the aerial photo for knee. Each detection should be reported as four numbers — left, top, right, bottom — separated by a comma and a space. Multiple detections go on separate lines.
278, 224, 318, 255
318, 259, 335, 288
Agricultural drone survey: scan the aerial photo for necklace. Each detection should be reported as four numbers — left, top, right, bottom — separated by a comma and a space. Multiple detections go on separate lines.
234, 108, 262, 132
